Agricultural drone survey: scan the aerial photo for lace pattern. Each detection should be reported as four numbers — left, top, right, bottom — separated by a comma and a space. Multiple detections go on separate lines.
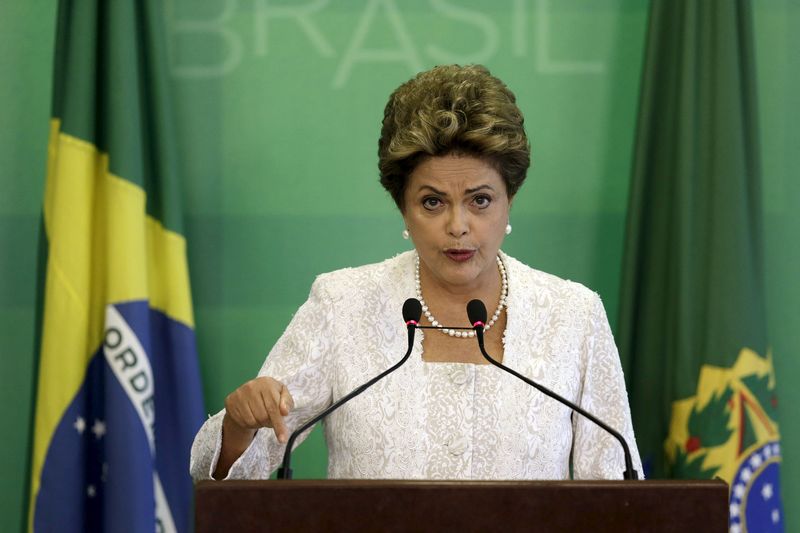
190, 251, 643, 480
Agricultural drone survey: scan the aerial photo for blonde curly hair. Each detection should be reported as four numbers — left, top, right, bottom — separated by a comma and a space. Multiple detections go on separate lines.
378, 64, 530, 210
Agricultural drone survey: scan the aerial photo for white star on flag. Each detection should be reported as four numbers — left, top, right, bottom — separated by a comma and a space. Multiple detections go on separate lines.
740, 467, 752, 482
750, 453, 763, 469
734, 484, 745, 499
730, 524, 741, 533
730, 503, 740, 517
91, 419, 106, 439
73, 416, 86, 434
772, 509, 781, 524
764, 446, 773, 458
762, 483, 773, 500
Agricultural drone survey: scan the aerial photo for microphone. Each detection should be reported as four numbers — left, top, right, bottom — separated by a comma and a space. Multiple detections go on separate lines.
466, 299, 638, 480
276, 298, 422, 479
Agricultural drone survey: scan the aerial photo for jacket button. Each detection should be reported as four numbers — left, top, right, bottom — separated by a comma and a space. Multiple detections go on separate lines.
448, 436, 469, 456
450, 368, 468, 385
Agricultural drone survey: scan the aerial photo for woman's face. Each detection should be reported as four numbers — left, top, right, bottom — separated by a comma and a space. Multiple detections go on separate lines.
402, 154, 511, 292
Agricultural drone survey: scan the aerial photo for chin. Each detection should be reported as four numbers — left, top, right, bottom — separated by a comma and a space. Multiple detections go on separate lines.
442, 263, 484, 285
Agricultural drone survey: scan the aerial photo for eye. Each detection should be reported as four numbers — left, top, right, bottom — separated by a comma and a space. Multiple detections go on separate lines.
472, 194, 492, 209
422, 197, 443, 210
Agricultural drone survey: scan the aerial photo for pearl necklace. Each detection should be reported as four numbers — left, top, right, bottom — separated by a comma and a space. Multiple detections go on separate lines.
414, 253, 508, 338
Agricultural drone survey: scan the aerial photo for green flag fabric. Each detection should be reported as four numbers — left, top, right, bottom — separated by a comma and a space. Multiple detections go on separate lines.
618, 1, 783, 531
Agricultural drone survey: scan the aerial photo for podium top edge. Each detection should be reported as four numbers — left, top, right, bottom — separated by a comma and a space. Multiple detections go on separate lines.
196, 478, 728, 491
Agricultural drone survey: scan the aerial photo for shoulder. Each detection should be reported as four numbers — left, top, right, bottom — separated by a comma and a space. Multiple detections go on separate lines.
310, 250, 414, 303
502, 252, 603, 318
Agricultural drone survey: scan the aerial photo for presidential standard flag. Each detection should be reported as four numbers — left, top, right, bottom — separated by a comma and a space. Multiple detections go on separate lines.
28, 1, 205, 531
618, 1, 783, 532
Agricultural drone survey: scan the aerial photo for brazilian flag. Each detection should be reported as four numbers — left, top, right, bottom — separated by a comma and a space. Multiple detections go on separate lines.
619, 1, 784, 532
28, 1, 205, 531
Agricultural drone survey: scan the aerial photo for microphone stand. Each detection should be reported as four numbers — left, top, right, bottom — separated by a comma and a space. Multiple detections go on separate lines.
470, 313, 638, 480
277, 318, 418, 480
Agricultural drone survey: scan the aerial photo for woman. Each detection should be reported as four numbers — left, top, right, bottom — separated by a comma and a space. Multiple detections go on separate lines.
190, 65, 642, 480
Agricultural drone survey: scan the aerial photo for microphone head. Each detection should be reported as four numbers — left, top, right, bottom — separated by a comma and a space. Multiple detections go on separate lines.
466, 299, 488, 327
402, 298, 423, 324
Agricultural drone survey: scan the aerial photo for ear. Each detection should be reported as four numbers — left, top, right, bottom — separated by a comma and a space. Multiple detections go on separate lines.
399, 208, 410, 232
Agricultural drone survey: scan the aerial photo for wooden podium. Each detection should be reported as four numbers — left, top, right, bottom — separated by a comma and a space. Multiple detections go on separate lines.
195, 479, 728, 532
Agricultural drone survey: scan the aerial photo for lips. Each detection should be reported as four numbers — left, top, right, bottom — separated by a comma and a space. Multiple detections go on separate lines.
444, 249, 476, 262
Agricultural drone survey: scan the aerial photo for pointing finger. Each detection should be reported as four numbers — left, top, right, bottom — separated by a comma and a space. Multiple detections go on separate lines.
263, 387, 288, 443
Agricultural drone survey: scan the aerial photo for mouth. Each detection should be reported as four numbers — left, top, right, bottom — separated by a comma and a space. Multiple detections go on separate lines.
444, 249, 476, 262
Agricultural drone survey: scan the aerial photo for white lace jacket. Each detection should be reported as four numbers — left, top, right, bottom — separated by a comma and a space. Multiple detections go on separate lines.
190, 251, 642, 480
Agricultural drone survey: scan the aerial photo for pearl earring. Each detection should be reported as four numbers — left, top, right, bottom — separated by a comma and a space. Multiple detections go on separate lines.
505, 223, 512, 235
402, 229, 410, 240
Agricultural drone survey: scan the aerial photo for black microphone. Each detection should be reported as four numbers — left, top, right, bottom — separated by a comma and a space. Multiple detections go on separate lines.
277, 298, 422, 479
466, 299, 638, 480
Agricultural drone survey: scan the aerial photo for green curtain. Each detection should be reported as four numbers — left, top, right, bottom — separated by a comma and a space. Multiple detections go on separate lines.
619, 0, 784, 530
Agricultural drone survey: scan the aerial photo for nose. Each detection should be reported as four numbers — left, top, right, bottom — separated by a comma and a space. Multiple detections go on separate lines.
446, 206, 469, 238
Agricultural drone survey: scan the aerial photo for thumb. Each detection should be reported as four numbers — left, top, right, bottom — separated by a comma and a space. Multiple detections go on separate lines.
279, 384, 294, 416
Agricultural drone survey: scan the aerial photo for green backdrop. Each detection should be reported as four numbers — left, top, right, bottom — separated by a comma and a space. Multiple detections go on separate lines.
1, 1, 797, 532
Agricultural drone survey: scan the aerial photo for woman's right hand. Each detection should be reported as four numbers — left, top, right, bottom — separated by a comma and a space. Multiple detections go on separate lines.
223, 376, 295, 444
214, 377, 294, 479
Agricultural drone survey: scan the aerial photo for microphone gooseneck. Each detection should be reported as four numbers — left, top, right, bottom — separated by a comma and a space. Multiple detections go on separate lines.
277, 298, 422, 479
467, 299, 638, 480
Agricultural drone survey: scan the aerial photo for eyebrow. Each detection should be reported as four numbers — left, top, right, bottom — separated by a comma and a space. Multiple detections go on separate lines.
417, 184, 495, 196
